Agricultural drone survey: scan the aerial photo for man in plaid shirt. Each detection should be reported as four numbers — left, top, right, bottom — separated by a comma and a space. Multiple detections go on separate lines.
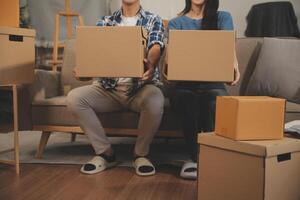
67, 0, 165, 176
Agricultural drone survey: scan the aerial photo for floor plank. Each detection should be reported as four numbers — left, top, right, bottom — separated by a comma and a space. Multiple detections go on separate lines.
0, 164, 197, 200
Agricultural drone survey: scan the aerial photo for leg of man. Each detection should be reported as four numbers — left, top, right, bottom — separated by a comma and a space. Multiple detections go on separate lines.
67, 83, 123, 155
128, 85, 164, 157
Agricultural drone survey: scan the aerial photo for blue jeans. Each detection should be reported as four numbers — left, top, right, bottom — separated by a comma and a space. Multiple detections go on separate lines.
169, 88, 228, 162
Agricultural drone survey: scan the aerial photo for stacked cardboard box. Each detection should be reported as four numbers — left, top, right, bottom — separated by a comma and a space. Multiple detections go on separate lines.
0, 27, 36, 85
0, 1, 36, 85
198, 133, 300, 200
0, 0, 20, 28
197, 97, 300, 200
215, 96, 286, 140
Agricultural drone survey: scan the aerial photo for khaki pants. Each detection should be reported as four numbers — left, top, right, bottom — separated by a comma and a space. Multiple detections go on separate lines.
67, 83, 164, 156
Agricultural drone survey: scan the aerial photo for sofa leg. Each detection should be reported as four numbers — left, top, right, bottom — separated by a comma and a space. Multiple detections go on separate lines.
71, 133, 77, 142
35, 131, 51, 159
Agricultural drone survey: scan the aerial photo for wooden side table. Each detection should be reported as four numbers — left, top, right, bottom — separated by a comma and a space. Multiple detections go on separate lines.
0, 84, 20, 174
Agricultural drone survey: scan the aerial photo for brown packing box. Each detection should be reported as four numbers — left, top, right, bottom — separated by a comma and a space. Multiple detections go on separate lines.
76, 26, 147, 78
0, 27, 36, 85
167, 30, 235, 82
215, 96, 286, 140
0, 0, 19, 27
198, 133, 300, 200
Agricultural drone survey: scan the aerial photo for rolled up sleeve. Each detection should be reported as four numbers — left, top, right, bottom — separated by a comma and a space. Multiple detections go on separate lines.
147, 16, 165, 51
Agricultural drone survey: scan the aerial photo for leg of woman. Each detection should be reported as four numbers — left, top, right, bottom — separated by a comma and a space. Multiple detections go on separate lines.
169, 88, 200, 163
201, 88, 229, 132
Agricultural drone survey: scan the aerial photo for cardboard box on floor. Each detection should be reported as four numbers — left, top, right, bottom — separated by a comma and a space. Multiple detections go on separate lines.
198, 133, 300, 200
0, 27, 36, 85
167, 30, 235, 82
0, 0, 19, 27
215, 96, 286, 140
75, 26, 147, 78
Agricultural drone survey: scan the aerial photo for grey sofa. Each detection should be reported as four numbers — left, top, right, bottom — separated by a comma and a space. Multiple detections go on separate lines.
28, 37, 300, 158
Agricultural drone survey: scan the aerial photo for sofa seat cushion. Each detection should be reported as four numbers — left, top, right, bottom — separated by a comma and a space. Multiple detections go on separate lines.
32, 96, 67, 106
286, 101, 300, 113
32, 96, 182, 131
285, 101, 300, 122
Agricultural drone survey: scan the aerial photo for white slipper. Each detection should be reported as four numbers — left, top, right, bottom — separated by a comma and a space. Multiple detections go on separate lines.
133, 157, 156, 177
80, 156, 117, 175
180, 162, 197, 180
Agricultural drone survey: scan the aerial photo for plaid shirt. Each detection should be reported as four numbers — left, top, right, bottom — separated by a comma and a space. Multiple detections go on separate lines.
95, 7, 165, 96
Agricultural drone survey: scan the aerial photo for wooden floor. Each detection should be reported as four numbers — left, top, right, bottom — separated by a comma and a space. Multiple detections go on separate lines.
0, 164, 197, 200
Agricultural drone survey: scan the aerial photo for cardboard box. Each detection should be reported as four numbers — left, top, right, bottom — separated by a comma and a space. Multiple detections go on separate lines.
198, 133, 300, 200
76, 26, 147, 78
0, 0, 19, 27
167, 30, 235, 82
0, 27, 36, 85
215, 96, 286, 140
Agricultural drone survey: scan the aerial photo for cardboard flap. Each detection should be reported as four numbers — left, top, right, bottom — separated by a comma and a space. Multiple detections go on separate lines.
0, 27, 36, 38
198, 133, 300, 157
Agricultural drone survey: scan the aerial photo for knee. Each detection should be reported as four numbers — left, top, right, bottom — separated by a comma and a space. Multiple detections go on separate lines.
141, 87, 165, 114
66, 89, 85, 112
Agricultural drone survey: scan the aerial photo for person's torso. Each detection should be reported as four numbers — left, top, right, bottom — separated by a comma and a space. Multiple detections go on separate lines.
95, 9, 163, 96
114, 15, 139, 93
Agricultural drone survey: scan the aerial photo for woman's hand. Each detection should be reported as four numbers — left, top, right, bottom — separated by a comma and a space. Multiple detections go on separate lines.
227, 63, 240, 86
227, 50, 240, 86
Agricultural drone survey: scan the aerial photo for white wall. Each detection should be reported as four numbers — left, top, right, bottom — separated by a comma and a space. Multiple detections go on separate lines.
109, 0, 300, 37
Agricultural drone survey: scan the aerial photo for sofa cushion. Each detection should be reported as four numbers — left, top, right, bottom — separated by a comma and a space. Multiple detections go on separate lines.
61, 39, 92, 95
246, 38, 300, 103
30, 69, 60, 100
32, 96, 182, 131
286, 101, 300, 113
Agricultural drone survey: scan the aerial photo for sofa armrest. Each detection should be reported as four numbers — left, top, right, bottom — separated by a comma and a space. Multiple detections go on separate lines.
29, 69, 61, 102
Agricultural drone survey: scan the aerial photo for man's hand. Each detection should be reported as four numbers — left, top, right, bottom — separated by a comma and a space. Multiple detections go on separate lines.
142, 59, 155, 81
141, 44, 161, 81
73, 68, 92, 81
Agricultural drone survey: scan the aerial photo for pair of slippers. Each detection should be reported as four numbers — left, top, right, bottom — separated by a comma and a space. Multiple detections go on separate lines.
81, 155, 155, 177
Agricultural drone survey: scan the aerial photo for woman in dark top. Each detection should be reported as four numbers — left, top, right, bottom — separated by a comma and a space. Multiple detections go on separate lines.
167, 0, 240, 179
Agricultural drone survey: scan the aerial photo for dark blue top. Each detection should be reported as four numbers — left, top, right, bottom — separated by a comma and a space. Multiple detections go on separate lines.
168, 11, 234, 90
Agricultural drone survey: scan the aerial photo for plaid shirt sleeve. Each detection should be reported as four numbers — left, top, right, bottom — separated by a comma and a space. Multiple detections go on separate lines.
147, 16, 165, 51
96, 16, 112, 27
96, 16, 105, 26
